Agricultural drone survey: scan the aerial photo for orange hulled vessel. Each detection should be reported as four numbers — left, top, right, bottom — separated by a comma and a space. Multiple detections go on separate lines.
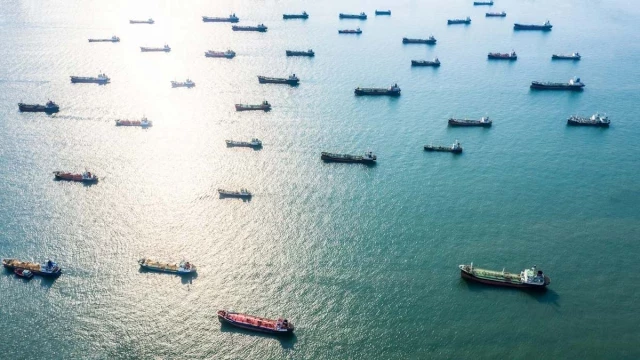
217, 310, 294, 335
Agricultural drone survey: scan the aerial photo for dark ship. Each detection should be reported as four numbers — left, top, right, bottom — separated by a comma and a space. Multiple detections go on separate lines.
473, 1, 493, 5
530, 77, 584, 90
459, 263, 550, 289
424, 140, 462, 153
321, 151, 377, 164
486, 11, 506, 17
232, 24, 267, 32
286, 49, 314, 57
514, 20, 552, 30
411, 58, 440, 67
448, 17, 471, 24
258, 74, 299, 85
338, 28, 362, 34
375, 10, 391, 15
354, 84, 401, 96
448, 116, 492, 127
235, 101, 271, 111
339, 12, 367, 20
283, 11, 308, 19
18, 100, 60, 113
567, 113, 610, 127
552, 52, 581, 60
402, 35, 436, 44
488, 50, 517, 60
202, 14, 239, 22
88, 36, 120, 42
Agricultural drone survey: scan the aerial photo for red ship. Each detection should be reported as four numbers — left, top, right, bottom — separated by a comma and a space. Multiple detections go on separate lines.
217, 310, 294, 335
53, 170, 98, 183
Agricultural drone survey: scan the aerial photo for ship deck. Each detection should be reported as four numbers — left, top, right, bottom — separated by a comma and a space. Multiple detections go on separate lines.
468, 267, 521, 283
225, 313, 279, 330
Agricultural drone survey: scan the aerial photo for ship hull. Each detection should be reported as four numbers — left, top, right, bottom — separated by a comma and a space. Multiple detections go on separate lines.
486, 13, 506, 17
258, 77, 299, 85
552, 55, 580, 60
448, 20, 471, 24
218, 315, 293, 335
139, 264, 194, 275
514, 24, 552, 31
321, 155, 375, 164
448, 120, 491, 127
567, 120, 609, 127
140, 48, 170, 52
338, 31, 362, 34
18, 104, 59, 113
354, 89, 400, 96
202, 17, 239, 23
424, 146, 462, 153
411, 61, 440, 67
70, 77, 109, 84
530, 83, 584, 91
54, 173, 98, 183
375, 11, 391, 15
235, 105, 270, 111
339, 14, 367, 20
286, 51, 314, 57
488, 55, 517, 60
460, 270, 548, 290
232, 27, 267, 32
3, 263, 61, 278
403, 39, 436, 44
283, 14, 308, 19
88, 39, 119, 42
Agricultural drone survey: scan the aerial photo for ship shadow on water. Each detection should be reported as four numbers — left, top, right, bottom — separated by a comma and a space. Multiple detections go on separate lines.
137, 267, 198, 284
218, 322, 298, 349
458, 278, 559, 306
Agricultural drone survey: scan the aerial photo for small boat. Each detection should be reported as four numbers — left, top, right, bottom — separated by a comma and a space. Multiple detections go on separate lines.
411, 58, 440, 67
235, 101, 271, 111
138, 258, 196, 274
339, 12, 367, 20
218, 188, 252, 198
552, 52, 581, 60
217, 310, 294, 335
473, 1, 493, 5
115, 117, 152, 127
459, 263, 550, 289
448, 17, 471, 25
486, 11, 506, 17
321, 151, 376, 164
403, 35, 436, 44
375, 10, 391, 16
530, 77, 584, 91
130, 18, 154, 24
424, 140, 462, 153
283, 11, 308, 19
354, 84, 401, 96
258, 74, 299, 85
53, 170, 98, 183
88, 36, 120, 43
171, 79, 195, 88
18, 100, 60, 113
514, 20, 552, 31
202, 14, 239, 23
205, 50, 236, 58
2, 259, 61, 277
567, 113, 610, 127
338, 28, 362, 34
226, 138, 262, 148
140, 44, 171, 52
448, 116, 492, 127
286, 49, 314, 57
488, 50, 517, 60
232, 24, 267, 32
14, 268, 34, 279
70, 73, 110, 84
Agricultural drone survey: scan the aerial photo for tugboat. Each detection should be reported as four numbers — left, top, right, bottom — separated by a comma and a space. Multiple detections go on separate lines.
18, 100, 60, 113
232, 24, 267, 32
140, 44, 171, 52
235, 101, 271, 111
258, 74, 299, 85
552, 52, 581, 60
70, 73, 110, 84
217, 310, 294, 335
459, 263, 550, 289
424, 140, 463, 153
2, 259, 62, 277
354, 84, 401, 96
226, 138, 262, 148
218, 188, 252, 198
286, 49, 314, 57
486, 11, 507, 17
473, 1, 493, 5
321, 151, 377, 164
338, 28, 362, 34
411, 58, 440, 67
115, 116, 152, 127
448, 116, 492, 127
339, 12, 367, 20
488, 50, 517, 60
283, 11, 308, 19
53, 170, 98, 183
130, 18, 154, 24
202, 13, 239, 23
88, 36, 120, 42
138, 258, 196, 275
514, 20, 552, 31
403, 35, 436, 44
530, 77, 584, 90
448, 17, 471, 24
375, 10, 391, 15
14, 268, 34, 279
567, 113, 610, 127
171, 79, 195, 88
205, 50, 236, 58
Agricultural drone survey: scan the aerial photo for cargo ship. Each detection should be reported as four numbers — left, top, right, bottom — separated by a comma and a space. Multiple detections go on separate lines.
2, 259, 61, 277
140, 44, 170, 52
424, 140, 462, 153
115, 117, 152, 127
488, 50, 517, 60
448, 17, 471, 24
283, 11, 308, 19
339, 12, 367, 20
448, 116, 491, 127
171, 79, 195, 88
403, 36, 436, 44
412, 58, 440, 67
530, 77, 584, 90
53, 170, 98, 183
552, 52, 580, 60
202, 14, 239, 23
355, 84, 400, 96
232, 24, 267, 32
138, 258, 196, 274
226, 138, 262, 148
486, 11, 506, 17
70, 73, 110, 84
18, 100, 60, 113
321, 151, 376, 164
88, 36, 120, 43
218, 188, 252, 198
235, 101, 271, 111
130, 18, 154, 24
258, 74, 299, 85
286, 49, 314, 57
205, 50, 236, 58
567, 113, 610, 127
459, 263, 550, 289
217, 310, 294, 335
514, 20, 552, 30
473, 1, 493, 5
338, 28, 362, 34
375, 10, 391, 15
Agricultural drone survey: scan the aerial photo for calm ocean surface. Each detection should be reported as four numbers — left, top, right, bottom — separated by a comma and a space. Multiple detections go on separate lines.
1, 0, 639, 358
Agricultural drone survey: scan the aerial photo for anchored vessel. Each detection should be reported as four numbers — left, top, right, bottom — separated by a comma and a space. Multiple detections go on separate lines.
355, 84, 401, 96
18, 100, 59, 113
218, 310, 294, 335
115, 117, 152, 127
375, 10, 391, 15
138, 258, 196, 274
70, 73, 110, 84
552, 52, 580, 60
235, 101, 271, 111
286, 49, 314, 57
412, 58, 440, 67
171, 79, 195, 88
459, 263, 550, 289
424, 140, 462, 153
567, 113, 610, 127
14, 268, 34, 279
338, 28, 362, 34
53, 170, 98, 183
202, 14, 239, 22
218, 188, 252, 198
449, 116, 491, 127
531, 77, 584, 90
448, 17, 471, 24
232, 24, 267, 32
130, 18, 154, 24
403, 36, 436, 44
140, 44, 170, 52
486, 11, 506, 17
2, 259, 61, 277
514, 20, 552, 30
283, 11, 308, 19
205, 50, 236, 58
226, 138, 262, 148
339, 12, 367, 20
258, 74, 299, 85
473, 1, 493, 5
488, 50, 517, 60
88, 36, 120, 42
321, 151, 377, 164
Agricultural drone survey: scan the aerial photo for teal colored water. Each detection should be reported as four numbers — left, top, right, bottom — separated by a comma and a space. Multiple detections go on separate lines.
1, 0, 639, 358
